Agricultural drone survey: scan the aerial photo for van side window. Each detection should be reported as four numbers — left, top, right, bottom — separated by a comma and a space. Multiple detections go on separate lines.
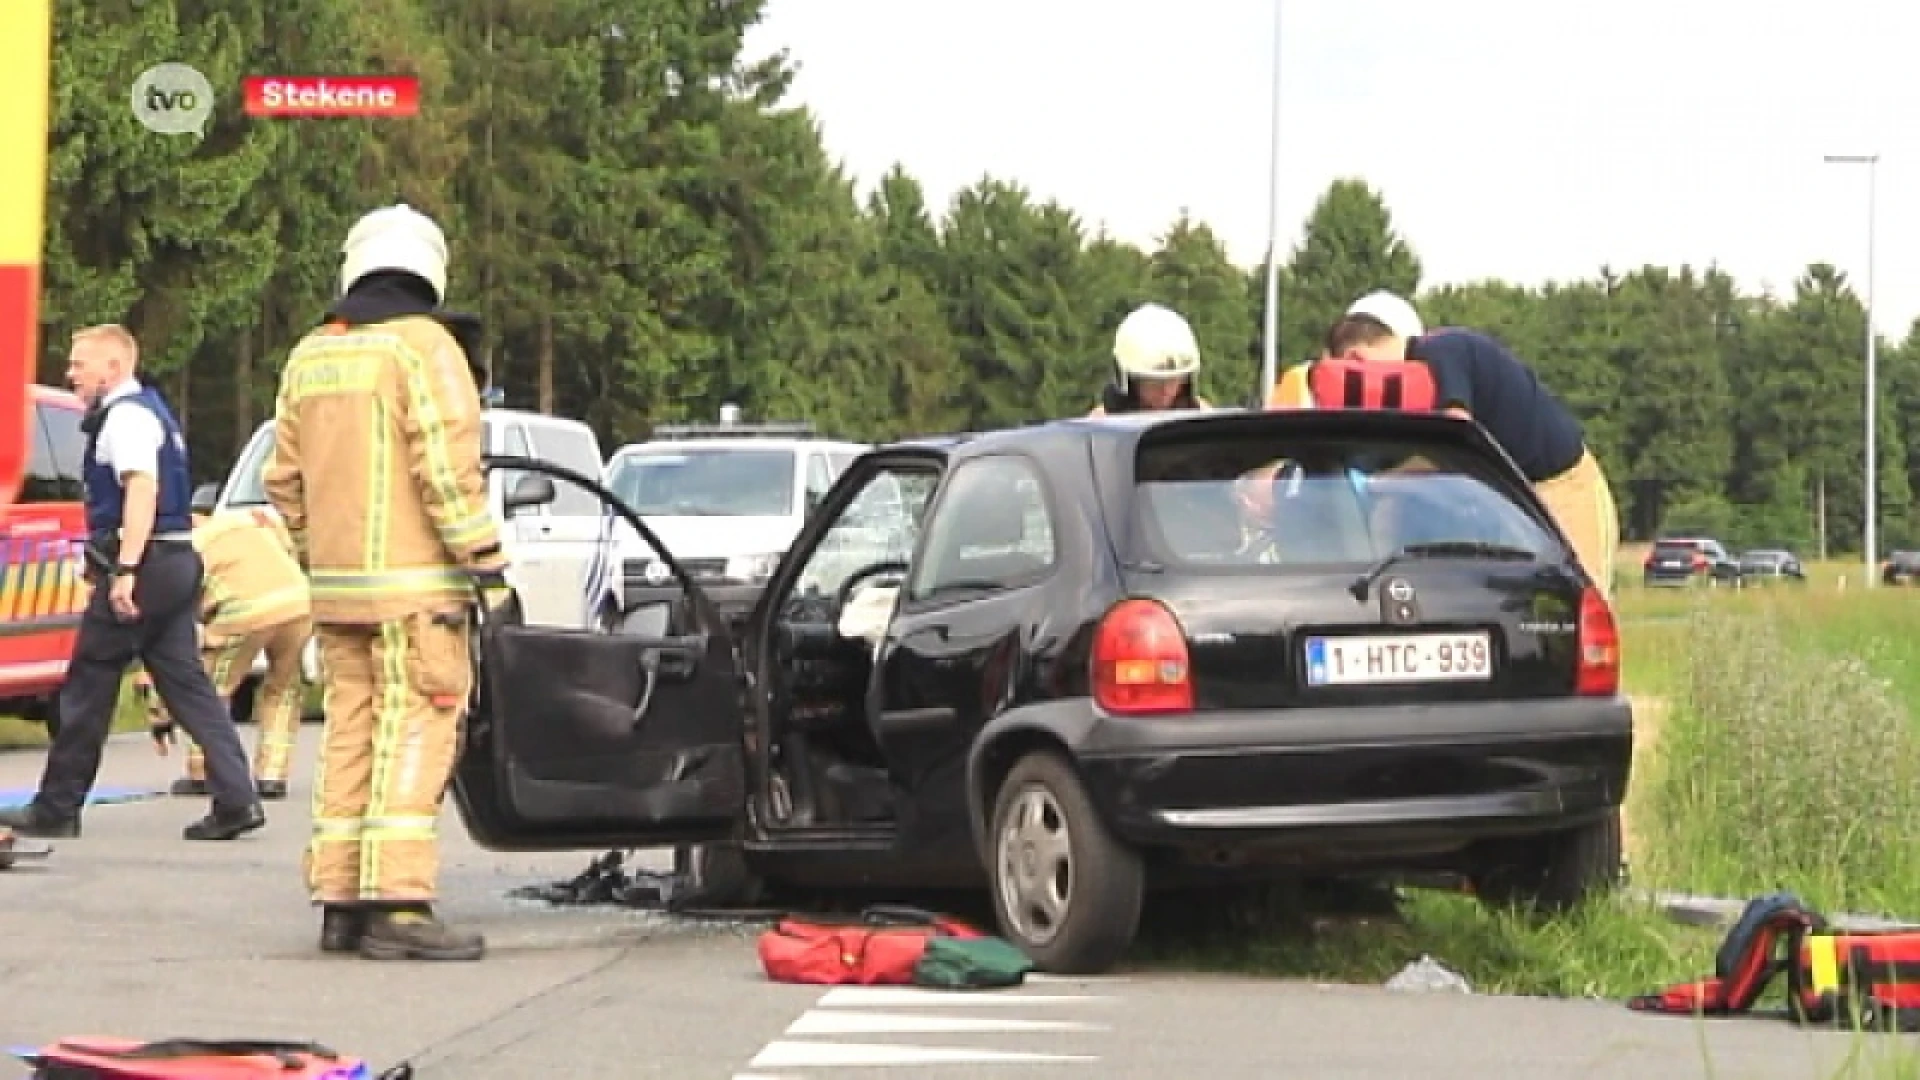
23, 403, 85, 503
532, 424, 604, 517
806, 452, 833, 509
496, 423, 537, 515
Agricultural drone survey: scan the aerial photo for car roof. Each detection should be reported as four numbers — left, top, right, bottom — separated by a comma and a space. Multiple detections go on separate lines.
610, 437, 870, 457
875, 407, 1506, 465
30, 384, 82, 409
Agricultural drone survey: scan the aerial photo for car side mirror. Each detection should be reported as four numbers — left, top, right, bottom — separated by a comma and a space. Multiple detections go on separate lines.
505, 473, 556, 516
190, 482, 220, 515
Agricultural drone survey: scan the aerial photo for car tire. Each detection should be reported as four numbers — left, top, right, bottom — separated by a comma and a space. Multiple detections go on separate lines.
671, 843, 765, 909
988, 751, 1144, 975
1471, 809, 1623, 915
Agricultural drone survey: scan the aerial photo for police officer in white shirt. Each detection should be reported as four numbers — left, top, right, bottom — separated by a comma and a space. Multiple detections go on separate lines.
0, 324, 264, 841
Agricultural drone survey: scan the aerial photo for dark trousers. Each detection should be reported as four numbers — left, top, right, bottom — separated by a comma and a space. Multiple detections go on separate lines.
37, 541, 256, 819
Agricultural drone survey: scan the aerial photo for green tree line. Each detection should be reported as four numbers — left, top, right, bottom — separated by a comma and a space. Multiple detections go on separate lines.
36, 0, 1919, 553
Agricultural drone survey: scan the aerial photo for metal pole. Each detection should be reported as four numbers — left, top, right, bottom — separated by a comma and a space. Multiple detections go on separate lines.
1823, 153, 1879, 587
1866, 157, 1878, 588
1258, 0, 1282, 406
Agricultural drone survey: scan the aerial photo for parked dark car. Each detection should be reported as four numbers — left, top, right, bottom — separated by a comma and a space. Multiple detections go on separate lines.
1883, 551, 1920, 585
1642, 536, 1740, 587
455, 409, 1633, 975
1736, 548, 1805, 584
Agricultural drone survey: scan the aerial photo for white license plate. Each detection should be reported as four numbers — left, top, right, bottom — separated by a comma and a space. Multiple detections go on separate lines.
1304, 632, 1493, 686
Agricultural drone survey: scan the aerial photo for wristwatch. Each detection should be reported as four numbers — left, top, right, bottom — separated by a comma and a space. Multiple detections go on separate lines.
113, 562, 139, 577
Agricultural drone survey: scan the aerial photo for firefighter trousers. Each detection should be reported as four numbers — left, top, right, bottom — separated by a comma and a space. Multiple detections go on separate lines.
306, 610, 473, 904
1534, 448, 1622, 602
157, 617, 313, 784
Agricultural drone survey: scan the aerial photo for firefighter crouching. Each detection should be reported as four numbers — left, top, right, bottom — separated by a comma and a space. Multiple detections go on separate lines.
264, 203, 510, 962
144, 508, 313, 801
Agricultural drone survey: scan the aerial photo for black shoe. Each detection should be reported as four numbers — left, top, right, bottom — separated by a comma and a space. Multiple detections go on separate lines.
256, 780, 288, 801
359, 906, 486, 962
0, 804, 80, 838
320, 906, 370, 953
170, 777, 208, 797
183, 802, 265, 841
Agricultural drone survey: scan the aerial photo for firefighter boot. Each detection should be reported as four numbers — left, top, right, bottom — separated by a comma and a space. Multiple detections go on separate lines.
358, 905, 486, 962
320, 905, 369, 953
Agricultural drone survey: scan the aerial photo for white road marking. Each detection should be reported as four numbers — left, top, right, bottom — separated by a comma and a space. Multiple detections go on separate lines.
746, 975, 1119, 1070
815, 987, 1112, 1009
749, 1041, 1098, 1068
787, 1009, 1105, 1035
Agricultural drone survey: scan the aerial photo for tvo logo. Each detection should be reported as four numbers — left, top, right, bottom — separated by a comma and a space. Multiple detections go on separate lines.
131, 63, 215, 137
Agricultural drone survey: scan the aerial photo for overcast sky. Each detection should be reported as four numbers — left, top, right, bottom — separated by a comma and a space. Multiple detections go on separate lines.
742, 0, 1920, 339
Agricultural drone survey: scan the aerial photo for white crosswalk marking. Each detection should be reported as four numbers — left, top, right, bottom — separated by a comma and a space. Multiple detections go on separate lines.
749, 1041, 1098, 1068
740, 980, 1119, 1072
787, 1009, 1104, 1035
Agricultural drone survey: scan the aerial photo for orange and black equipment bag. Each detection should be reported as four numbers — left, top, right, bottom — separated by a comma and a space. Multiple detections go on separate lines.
12, 1037, 411, 1079
1307, 353, 1438, 412
1629, 892, 1920, 1032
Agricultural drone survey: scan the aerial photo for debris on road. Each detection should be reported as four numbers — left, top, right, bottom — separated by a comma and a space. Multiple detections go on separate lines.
507, 849, 688, 910
1385, 954, 1473, 994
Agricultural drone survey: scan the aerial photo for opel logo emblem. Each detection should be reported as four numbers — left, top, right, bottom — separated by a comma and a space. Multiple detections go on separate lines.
1386, 578, 1415, 603
643, 560, 672, 586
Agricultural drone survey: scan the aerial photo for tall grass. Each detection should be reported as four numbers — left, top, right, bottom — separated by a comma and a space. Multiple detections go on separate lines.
1628, 585, 1920, 918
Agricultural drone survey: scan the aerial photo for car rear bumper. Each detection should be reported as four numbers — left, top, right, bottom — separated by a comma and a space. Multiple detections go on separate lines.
1069, 696, 1632, 860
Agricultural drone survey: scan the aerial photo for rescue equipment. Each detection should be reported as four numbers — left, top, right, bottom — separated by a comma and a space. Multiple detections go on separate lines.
758, 905, 1033, 989
13, 1037, 411, 1079
1629, 892, 1920, 1031
1307, 353, 1438, 412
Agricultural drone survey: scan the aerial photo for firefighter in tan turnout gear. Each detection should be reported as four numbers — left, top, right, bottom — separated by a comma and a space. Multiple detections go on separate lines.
149, 507, 313, 800
265, 203, 509, 962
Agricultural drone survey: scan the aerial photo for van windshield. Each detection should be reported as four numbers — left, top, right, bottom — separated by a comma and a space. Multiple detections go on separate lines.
607, 447, 796, 517
1132, 431, 1561, 569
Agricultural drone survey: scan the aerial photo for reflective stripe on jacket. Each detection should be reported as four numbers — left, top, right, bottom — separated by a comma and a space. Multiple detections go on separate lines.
265, 315, 501, 623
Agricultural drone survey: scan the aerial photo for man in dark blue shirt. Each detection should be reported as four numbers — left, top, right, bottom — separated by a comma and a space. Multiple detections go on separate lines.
0, 324, 264, 841
1323, 293, 1621, 598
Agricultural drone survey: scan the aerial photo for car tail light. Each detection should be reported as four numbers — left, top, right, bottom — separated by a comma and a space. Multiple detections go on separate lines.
1576, 586, 1620, 696
1091, 598, 1193, 714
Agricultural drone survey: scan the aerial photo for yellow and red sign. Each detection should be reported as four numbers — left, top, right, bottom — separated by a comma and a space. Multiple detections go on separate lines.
243, 76, 419, 117
0, 0, 51, 514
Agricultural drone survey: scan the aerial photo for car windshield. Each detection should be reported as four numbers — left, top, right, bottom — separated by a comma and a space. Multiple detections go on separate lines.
1131, 431, 1561, 569
607, 447, 796, 517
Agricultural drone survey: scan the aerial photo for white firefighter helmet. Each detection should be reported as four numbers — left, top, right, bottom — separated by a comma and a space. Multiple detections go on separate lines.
1346, 290, 1424, 340
1113, 303, 1201, 383
339, 203, 449, 302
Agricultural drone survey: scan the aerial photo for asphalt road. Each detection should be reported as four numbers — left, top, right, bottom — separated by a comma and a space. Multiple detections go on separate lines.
2, 731, 1912, 1079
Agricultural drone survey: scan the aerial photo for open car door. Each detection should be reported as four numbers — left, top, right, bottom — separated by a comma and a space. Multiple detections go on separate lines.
450, 455, 747, 853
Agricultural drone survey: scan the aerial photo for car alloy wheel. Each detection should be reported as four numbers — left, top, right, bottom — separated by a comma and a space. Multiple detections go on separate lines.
996, 785, 1073, 947
988, 752, 1144, 975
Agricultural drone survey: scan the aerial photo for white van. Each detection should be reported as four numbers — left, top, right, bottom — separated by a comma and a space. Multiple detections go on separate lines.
209, 407, 606, 629
589, 433, 868, 630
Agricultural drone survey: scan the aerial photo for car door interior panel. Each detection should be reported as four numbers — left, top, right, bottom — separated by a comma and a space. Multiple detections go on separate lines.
481, 622, 744, 828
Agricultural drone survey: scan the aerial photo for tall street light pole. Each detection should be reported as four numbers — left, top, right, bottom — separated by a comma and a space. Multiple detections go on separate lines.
1824, 153, 1879, 588
1258, 1, 1282, 406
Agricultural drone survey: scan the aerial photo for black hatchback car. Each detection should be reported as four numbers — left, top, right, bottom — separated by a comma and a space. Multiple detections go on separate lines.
454, 409, 1633, 974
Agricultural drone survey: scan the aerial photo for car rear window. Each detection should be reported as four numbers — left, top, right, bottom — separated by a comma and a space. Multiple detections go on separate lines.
1652, 541, 1701, 556
1131, 432, 1561, 569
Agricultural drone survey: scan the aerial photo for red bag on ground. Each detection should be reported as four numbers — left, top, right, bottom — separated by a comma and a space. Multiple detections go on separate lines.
758, 905, 984, 986
13, 1038, 399, 1079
